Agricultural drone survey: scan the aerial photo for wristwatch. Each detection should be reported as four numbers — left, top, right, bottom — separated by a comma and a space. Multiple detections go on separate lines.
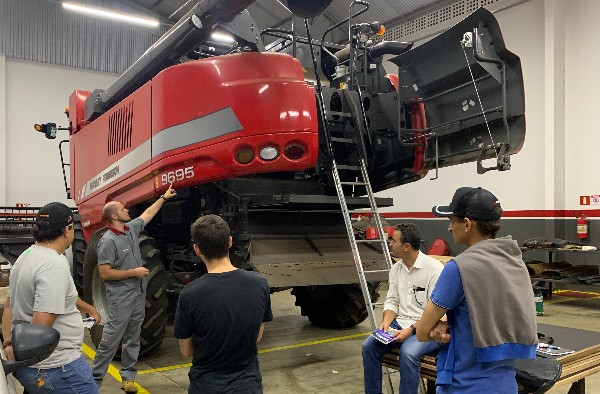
410, 324, 417, 335
160, 195, 167, 201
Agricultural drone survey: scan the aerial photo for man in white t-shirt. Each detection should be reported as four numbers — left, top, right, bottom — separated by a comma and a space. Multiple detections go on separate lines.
362, 223, 444, 394
2, 202, 100, 394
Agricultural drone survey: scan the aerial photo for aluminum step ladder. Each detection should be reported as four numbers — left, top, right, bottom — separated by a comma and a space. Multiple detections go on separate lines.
302, 20, 396, 392
325, 89, 396, 394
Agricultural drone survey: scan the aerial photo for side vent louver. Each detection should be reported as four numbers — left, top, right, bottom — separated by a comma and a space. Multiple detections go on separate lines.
108, 101, 133, 156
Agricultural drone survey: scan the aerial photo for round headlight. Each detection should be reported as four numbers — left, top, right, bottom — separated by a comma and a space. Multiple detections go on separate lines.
284, 144, 305, 160
259, 146, 279, 161
236, 148, 254, 164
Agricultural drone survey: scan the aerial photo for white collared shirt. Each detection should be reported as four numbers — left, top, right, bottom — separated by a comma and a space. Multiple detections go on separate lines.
383, 251, 444, 329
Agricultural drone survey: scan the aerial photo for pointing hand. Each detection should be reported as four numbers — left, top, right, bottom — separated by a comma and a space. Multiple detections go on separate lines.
163, 183, 177, 200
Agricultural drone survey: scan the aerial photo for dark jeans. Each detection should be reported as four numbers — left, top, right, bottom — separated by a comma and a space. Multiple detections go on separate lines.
14, 355, 98, 394
362, 320, 441, 394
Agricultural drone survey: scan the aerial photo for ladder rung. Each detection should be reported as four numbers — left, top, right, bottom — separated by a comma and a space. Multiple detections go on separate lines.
340, 181, 368, 186
350, 210, 374, 214
355, 238, 386, 243
331, 137, 354, 143
364, 269, 389, 274
337, 165, 360, 171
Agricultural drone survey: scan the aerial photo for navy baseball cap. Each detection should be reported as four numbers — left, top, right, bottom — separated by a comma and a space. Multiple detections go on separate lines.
36, 202, 74, 230
432, 187, 502, 221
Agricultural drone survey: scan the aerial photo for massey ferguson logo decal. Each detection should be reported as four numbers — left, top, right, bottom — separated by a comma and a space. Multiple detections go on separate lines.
78, 183, 87, 201
88, 165, 120, 194
103, 165, 120, 182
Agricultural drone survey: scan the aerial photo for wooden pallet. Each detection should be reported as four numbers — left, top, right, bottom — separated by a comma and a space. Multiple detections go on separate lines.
382, 343, 600, 394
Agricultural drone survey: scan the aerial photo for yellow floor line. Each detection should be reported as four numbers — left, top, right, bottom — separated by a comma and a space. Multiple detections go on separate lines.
137, 332, 370, 375
138, 362, 192, 375
553, 289, 600, 297
258, 332, 369, 354
82, 343, 150, 394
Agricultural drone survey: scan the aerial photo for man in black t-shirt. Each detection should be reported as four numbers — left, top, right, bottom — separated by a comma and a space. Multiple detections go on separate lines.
174, 214, 273, 394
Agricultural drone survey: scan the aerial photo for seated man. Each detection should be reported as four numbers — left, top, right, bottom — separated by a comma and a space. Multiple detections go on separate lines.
362, 223, 443, 394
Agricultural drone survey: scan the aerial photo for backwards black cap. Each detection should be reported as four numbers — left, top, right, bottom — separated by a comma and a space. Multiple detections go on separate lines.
36, 202, 74, 231
432, 187, 502, 221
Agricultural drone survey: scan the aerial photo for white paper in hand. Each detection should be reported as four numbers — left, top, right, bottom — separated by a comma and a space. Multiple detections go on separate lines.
82, 317, 96, 329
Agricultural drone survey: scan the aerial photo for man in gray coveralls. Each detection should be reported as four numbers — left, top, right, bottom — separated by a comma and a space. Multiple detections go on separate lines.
91, 185, 176, 393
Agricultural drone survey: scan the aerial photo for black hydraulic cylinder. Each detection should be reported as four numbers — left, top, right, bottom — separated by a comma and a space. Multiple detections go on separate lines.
84, 0, 256, 121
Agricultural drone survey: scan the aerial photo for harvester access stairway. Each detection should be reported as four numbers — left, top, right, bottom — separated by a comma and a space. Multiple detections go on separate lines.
327, 89, 396, 304
325, 88, 397, 393
301, 8, 397, 389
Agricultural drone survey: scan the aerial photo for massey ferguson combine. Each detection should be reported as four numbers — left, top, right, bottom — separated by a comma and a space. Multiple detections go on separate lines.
28, 0, 525, 355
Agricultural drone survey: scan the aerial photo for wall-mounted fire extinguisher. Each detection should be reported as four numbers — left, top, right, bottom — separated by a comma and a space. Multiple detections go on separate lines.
577, 214, 589, 239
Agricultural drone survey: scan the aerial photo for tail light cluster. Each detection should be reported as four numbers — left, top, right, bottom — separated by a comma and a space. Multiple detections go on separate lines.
235, 143, 306, 164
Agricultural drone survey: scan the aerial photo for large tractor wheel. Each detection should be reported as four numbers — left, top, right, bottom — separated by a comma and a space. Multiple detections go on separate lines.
291, 283, 380, 328
71, 214, 86, 296
83, 231, 169, 357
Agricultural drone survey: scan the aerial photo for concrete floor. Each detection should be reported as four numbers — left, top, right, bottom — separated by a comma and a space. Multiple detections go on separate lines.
12, 286, 600, 393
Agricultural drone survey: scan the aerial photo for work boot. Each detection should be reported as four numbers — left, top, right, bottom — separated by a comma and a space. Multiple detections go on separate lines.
121, 380, 138, 393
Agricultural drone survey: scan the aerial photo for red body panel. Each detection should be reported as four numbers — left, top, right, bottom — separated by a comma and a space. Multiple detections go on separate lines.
410, 102, 428, 177
68, 90, 91, 134
70, 52, 318, 239
384, 74, 427, 178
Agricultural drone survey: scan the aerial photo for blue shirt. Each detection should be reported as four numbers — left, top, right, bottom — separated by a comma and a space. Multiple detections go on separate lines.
431, 261, 517, 393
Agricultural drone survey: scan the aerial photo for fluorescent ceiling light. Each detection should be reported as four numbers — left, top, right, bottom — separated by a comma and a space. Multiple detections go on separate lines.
211, 33, 236, 43
62, 2, 160, 28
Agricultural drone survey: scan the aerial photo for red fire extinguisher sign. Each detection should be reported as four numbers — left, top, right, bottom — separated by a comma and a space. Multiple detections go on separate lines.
580, 196, 590, 205
577, 215, 589, 239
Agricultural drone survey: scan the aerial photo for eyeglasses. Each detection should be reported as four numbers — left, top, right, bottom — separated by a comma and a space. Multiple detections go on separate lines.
67, 224, 74, 230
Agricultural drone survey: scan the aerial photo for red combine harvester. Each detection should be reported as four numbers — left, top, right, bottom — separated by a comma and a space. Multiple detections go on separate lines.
24, 0, 525, 354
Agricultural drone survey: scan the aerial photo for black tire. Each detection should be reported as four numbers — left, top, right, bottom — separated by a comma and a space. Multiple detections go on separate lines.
83, 231, 169, 357
71, 214, 87, 296
291, 283, 381, 329
138, 236, 169, 355
82, 228, 109, 354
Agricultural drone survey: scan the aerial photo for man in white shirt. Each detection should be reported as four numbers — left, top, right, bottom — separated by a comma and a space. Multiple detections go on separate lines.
362, 223, 443, 394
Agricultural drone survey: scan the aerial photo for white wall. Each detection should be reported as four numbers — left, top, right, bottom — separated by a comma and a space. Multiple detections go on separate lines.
564, 0, 600, 211
0, 55, 6, 205
379, 0, 547, 213
4, 59, 116, 206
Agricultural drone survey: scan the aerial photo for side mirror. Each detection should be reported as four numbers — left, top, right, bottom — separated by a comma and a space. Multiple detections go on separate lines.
2, 324, 60, 375
34, 123, 57, 139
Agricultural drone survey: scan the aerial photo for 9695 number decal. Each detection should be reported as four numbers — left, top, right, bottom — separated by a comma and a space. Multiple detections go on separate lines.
161, 166, 194, 185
